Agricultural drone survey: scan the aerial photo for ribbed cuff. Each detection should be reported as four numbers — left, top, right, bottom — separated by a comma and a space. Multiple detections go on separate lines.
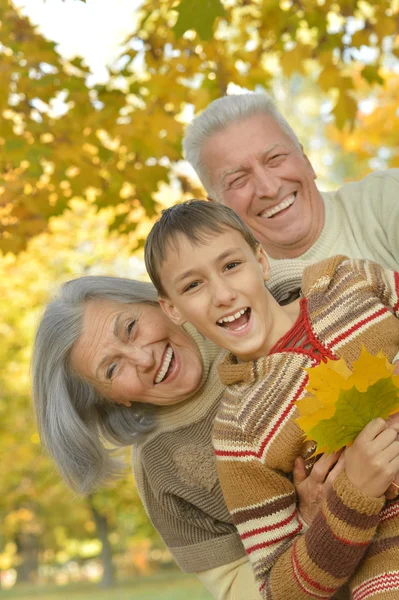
333, 470, 385, 515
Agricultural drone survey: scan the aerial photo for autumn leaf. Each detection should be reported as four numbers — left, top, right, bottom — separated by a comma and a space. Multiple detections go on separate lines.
295, 348, 399, 454
173, 0, 226, 40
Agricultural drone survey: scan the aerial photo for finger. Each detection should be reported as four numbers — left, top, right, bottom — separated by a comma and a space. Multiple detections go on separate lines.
373, 427, 399, 452
325, 453, 346, 492
385, 483, 399, 500
386, 411, 399, 428
310, 450, 343, 483
356, 417, 387, 443
394, 360, 399, 376
293, 457, 307, 486
382, 440, 399, 464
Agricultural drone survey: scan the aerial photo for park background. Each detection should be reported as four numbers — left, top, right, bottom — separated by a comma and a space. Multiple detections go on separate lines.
0, 0, 398, 597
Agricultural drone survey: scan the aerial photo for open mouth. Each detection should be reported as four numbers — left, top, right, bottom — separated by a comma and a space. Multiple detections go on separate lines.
217, 308, 251, 332
154, 344, 175, 384
260, 192, 297, 219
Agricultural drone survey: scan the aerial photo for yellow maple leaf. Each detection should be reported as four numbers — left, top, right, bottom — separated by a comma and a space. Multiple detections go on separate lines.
295, 348, 399, 455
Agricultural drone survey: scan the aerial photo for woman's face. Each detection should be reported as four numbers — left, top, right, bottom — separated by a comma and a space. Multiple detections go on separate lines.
69, 299, 204, 406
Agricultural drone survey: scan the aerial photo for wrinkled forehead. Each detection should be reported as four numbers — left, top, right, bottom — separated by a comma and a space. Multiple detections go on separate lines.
201, 113, 292, 177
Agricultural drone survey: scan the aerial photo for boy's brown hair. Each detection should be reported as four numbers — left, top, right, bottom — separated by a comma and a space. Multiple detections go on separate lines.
144, 200, 260, 297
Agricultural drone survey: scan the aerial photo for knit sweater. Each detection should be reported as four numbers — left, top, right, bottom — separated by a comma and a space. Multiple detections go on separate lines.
268, 169, 399, 304
131, 325, 247, 573
213, 256, 399, 599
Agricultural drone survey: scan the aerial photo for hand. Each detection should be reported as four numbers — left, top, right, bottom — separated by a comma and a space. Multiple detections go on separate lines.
345, 418, 399, 497
294, 450, 345, 525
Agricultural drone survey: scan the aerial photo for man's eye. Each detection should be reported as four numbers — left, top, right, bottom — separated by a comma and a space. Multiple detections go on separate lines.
269, 154, 285, 163
126, 320, 136, 337
106, 363, 117, 381
229, 176, 245, 188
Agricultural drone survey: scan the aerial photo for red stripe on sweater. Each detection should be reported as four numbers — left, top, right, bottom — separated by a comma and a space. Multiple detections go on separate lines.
327, 306, 389, 349
353, 572, 399, 600
292, 541, 338, 595
380, 500, 399, 522
320, 510, 369, 547
291, 541, 334, 599
246, 522, 302, 554
240, 508, 298, 540
394, 271, 399, 313
215, 377, 308, 458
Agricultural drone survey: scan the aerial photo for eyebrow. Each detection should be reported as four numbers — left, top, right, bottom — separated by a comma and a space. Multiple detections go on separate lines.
220, 143, 281, 185
172, 247, 244, 285
94, 312, 125, 379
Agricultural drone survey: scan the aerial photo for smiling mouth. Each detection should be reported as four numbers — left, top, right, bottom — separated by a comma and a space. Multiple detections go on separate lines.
260, 192, 297, 219
217, 308, 251, 331
154, 345, 175, 384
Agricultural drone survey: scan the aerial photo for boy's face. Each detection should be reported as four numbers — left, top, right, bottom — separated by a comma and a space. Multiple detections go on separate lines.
158, 228, 287, 361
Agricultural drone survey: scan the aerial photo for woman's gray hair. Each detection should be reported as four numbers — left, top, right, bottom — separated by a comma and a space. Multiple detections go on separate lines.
32, 276, 159, 496
183, 92, 301, 198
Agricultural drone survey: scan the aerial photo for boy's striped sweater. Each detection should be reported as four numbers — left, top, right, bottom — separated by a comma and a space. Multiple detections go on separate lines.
213, 256, 399, 599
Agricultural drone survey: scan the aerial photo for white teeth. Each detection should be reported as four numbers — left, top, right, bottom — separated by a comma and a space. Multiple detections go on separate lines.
261, 194, 296, 218
155, 346, 174, 384
217, 308, 247, 325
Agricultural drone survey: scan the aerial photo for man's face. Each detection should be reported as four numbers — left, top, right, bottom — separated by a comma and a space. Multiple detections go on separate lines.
201, 113, 325, 259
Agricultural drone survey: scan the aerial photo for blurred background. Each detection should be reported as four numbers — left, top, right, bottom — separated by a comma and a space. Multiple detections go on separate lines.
0, 0, 398, 597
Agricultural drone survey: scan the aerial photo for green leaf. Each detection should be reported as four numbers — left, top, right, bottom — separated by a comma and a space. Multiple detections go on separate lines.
361, 65, 384, 86
173, 0, 226, 40
307, 378, 399, 454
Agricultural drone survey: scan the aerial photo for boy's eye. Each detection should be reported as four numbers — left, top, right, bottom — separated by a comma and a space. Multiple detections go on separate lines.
183, 281, 200, 293
224, 261, 240, 271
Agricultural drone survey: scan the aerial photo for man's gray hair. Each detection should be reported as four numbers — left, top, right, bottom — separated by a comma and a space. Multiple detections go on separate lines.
32, 276, 158, 496
183, 92, 301, 197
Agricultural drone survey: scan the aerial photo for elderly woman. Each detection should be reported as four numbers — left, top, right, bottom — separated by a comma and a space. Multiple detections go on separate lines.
32, 275, 340, 600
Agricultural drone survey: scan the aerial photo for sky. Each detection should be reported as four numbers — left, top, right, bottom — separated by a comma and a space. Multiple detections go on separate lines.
14, 0, 142, 83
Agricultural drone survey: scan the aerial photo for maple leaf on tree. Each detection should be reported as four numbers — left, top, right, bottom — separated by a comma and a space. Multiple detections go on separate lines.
295, 347, 399, 455
173, 0, 226, 40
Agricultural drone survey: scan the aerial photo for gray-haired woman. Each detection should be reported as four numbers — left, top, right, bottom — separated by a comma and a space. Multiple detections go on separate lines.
32, 275, 338, 600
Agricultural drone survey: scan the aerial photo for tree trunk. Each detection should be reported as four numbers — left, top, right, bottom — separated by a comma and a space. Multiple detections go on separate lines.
14, 531, 39, 584
88, 498, 114, 588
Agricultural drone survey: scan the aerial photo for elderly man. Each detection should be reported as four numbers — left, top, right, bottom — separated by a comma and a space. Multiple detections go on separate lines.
183, 93, 399, 303
181, 93, 399, 600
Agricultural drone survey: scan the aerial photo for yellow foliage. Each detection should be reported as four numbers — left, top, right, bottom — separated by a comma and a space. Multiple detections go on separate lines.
296, 347, 399, 454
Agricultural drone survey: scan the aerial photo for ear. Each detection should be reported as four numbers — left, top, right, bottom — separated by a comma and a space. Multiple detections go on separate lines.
255, 245, 271, 282
114, 397, 133, 407
158, 296, 187, 326
299, 144, 317, 180
207, 194, 216, 203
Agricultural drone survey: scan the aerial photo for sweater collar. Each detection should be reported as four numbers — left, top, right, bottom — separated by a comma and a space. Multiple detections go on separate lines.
218, 351, 280, 386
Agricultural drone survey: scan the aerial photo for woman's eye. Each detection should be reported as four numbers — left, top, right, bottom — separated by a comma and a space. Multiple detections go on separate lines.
126, 320, 136, 337
106, 363, 117, 381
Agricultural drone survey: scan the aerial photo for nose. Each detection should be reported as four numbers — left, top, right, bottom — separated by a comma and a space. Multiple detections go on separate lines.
254, 166, 280, 200
125, 346, 155, 371
211, 277, 236, 307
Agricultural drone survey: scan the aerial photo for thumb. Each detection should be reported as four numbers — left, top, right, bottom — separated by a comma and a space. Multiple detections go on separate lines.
293, 457, 307, 486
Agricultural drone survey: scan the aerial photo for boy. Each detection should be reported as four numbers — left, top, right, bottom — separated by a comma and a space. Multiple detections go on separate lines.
144, 200, 399, 599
